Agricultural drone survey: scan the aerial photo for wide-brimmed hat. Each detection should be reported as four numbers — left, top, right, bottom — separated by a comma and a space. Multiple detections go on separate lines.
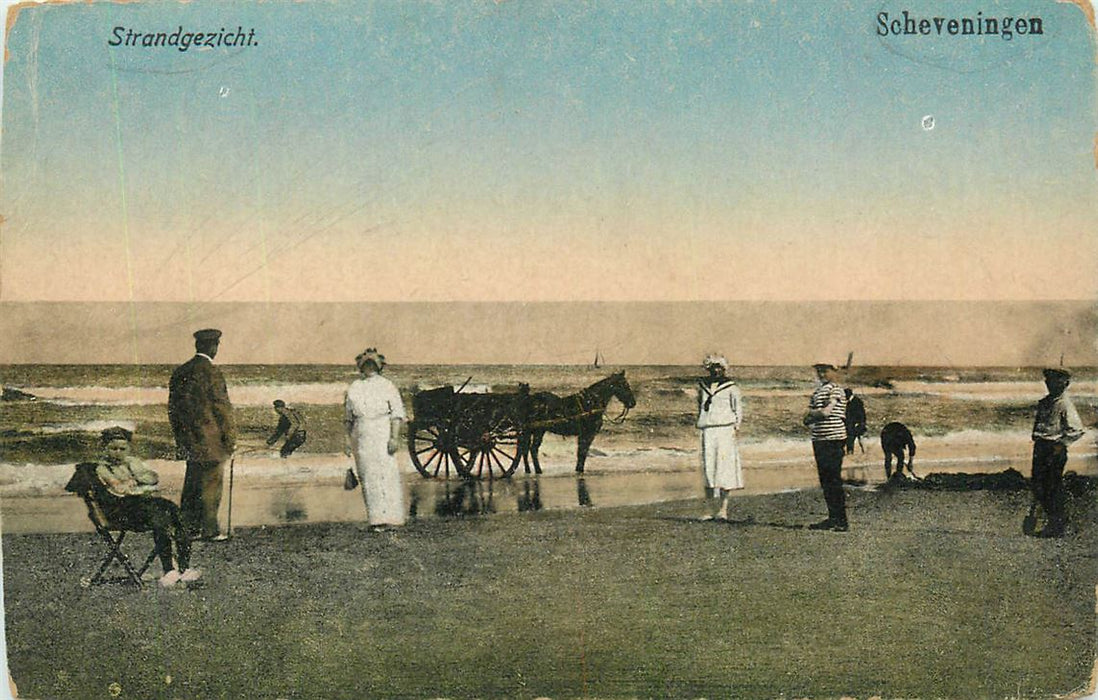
356, 348, 387, 370
703, 354, 728, 369
813, 362, 837, 371
1043, 368, 1071, 381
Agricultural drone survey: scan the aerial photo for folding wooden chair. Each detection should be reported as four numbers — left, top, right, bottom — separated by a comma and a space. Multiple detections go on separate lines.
64, 462, 164, 588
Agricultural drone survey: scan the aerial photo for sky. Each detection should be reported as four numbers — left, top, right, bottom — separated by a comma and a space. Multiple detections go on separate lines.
1, 0, 1096, 306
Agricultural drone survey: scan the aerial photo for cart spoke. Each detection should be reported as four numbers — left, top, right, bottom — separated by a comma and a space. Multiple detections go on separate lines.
453, 447, 473, 479
487, 450, 505, 478
421, 449, 441, 470
409, 422, 455, 479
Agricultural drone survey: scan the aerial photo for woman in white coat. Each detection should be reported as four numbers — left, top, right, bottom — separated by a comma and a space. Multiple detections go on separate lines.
697, 354, 744, 521
344, 348, 407, 530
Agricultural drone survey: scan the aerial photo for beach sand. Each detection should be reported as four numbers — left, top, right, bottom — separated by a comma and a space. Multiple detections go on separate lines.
4, 480, 1097, 699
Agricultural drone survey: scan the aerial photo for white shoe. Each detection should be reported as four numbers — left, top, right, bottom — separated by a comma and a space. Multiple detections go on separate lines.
179, 568, 203, 582
158, 570, 182, 588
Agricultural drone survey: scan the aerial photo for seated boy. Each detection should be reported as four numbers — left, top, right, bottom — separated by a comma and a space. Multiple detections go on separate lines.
95, 426, 201, 587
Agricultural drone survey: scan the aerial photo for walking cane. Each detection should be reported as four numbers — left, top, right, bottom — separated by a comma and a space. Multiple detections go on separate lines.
227, 455, 235, 539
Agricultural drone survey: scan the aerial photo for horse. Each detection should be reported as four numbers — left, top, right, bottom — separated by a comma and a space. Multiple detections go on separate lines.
522, 371, 636, 474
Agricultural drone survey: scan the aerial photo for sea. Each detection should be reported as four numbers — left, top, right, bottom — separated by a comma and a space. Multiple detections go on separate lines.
1, 364, 1095, 533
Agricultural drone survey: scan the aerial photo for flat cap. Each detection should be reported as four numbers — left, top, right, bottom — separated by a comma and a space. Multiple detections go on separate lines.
1043, 367, 1071, 381
100, 426, 133, 443
193, 328, 222, 341
813, 362, 837, 370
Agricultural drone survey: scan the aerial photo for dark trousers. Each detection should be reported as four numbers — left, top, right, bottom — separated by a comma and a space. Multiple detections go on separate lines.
280, 431, 307, 458
813, 440, 847, 525
883, 448, 907, 479
181, 460, 224, 538
1031, 439, 1068, 533
106, 496, 191, 573
844, 434, 857, 454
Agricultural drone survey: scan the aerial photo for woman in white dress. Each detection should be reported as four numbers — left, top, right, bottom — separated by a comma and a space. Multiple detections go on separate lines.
344, 348, 407, 530
697, 354, 744, 521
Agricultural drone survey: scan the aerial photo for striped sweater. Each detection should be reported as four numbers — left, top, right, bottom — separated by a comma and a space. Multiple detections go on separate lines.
809, 381, 847, 442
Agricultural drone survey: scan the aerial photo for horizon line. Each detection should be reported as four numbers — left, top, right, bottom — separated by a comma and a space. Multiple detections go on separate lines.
2, 299, 1096, 305
1, 361, 1092, 369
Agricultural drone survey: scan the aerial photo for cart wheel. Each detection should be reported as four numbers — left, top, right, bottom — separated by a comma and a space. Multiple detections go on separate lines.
455, 418, 524, 480
408, 423, 461, 479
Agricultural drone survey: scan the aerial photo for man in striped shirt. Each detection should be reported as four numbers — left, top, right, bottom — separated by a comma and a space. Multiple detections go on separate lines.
803, 363, 849, 531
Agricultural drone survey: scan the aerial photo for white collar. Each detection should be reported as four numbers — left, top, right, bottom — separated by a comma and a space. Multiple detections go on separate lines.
196, 353, 215, 363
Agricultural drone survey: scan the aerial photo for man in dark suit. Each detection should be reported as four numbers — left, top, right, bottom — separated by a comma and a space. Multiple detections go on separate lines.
168, 328, 235, 541
843, 388, 867, 455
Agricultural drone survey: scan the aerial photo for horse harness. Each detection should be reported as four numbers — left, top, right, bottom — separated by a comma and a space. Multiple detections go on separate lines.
526, 385, 630, 430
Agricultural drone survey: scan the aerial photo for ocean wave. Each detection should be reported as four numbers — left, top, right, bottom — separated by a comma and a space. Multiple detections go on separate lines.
33, 420, 138, 435
889, 380, 1098, 401
27, 378, 1097, 408
27, 386, 167, 406
25, 383, 352, 407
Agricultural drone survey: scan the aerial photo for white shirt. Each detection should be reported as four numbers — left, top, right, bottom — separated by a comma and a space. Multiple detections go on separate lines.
696, 379, 742, 429
345, 375, 406, 423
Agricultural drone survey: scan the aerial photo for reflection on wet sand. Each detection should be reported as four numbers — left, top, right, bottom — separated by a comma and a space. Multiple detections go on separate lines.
577, 477, 593, 507
424, 480, 498, 518
269, 489, 308, 522
517, 479, 543, 513
5, 453, 1095, 534
3, 469, 700, 533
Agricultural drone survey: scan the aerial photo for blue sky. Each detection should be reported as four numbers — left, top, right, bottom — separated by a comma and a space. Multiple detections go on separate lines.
1, 0, 1096, 303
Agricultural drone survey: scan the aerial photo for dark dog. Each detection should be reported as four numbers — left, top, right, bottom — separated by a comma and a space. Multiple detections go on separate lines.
880, 422, 917, 480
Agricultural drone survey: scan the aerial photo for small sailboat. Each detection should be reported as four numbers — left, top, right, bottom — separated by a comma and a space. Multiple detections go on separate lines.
592, 349, 603, 368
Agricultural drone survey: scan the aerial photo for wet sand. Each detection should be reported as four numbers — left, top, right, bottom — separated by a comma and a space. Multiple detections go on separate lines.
4, 431, 1095, 534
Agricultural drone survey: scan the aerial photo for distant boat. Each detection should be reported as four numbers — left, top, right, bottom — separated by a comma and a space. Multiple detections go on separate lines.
592, 350, 603, 368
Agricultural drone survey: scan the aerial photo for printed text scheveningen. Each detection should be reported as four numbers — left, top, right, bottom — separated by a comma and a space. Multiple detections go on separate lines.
108, 26, 258, 52
876, 11, 1043, 40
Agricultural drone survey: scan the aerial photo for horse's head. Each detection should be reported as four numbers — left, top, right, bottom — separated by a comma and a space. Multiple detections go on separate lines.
608, 370, 636, 409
